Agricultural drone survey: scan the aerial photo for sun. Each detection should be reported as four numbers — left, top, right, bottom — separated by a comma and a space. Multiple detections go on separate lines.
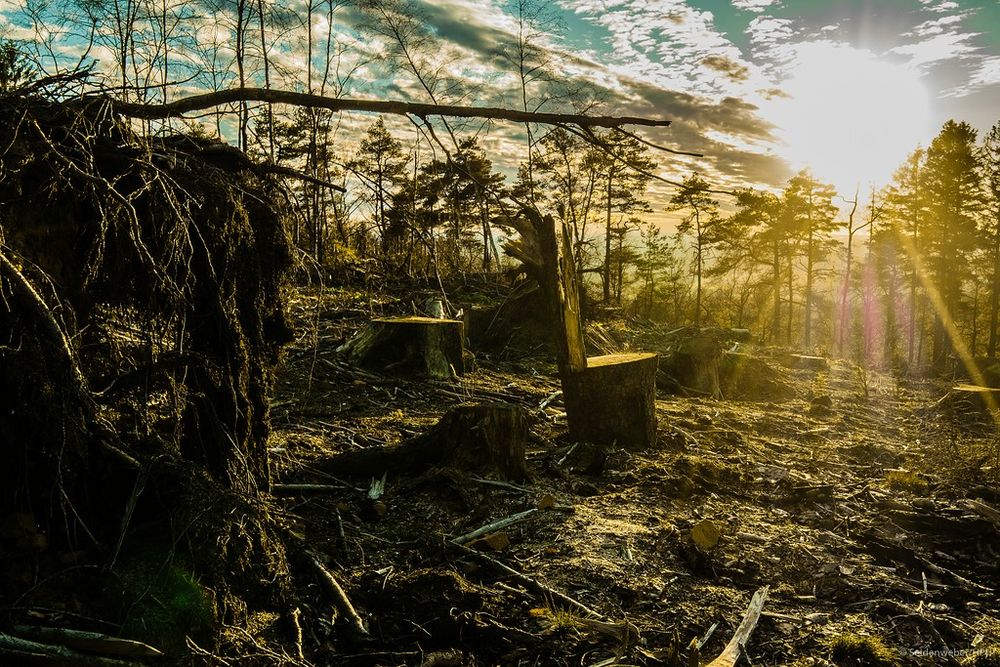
764, 43, 931, 195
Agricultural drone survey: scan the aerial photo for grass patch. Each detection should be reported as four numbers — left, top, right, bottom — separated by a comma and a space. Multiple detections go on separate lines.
884, 469, 929, 494
829, 633, 901, 667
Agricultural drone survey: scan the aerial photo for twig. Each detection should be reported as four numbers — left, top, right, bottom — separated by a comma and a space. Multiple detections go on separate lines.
272, 483, 348, 495
307, 553, 368, 636
450, 508, 538, 545
468, 476, 531, 494
450, 543, 602, 619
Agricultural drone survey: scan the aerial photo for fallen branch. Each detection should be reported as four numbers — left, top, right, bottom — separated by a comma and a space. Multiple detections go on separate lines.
0, 632, 133, 666
706, 586, 769, 667
451, 508, 538, 545
307, 553, 368, 636
101, 88, 674, 129
272, 483, 349, 495
9, 626, 162, 660
450, 543, 601, 619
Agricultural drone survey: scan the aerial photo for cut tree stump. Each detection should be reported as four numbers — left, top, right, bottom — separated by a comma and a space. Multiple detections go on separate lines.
563, 353, 658, 448
936, 384, 1000, 415
784, 354, 829, 372
317, 403, 529, 481
338, 316, 466, 379
662, 334, 723, 398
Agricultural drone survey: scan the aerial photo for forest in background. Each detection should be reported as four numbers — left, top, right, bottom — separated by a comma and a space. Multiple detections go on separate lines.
4, 0, 1000, 378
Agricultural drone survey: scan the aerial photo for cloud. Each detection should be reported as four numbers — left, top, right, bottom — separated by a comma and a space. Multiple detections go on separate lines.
730, 0, 779, 12
968, 56, 1000, 90
701, 54, 750, 82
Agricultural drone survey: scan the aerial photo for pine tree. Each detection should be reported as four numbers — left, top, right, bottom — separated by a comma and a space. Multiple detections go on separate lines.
667, 173, 721, 327
921, 120, 983, 371
783, 169, 838, 349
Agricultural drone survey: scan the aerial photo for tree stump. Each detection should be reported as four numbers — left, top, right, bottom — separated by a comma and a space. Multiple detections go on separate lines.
663, 335, 723, 398
784, 354, 829, 372
563, 353, 658, 448
338, 316, 466, 379
317, 403, 529, 481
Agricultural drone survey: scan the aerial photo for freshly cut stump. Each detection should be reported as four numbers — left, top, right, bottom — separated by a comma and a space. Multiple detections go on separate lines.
318, 403, 529, 481
563, 352, 658, 448
338, 316, 465, 379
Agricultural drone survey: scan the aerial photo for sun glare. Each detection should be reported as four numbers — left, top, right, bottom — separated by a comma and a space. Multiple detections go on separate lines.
765, 43, 931, 195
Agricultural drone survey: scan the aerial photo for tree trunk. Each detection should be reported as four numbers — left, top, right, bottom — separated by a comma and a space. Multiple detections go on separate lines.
804, 230, 814, 349
338, 317, 467, 379
563, 353, 658, 448
989, 228, 1000, 358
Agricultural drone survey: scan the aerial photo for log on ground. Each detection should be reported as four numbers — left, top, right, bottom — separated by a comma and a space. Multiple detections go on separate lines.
338, 316, 466, 380
316, 403, 530, 481
563, 352, 658, 449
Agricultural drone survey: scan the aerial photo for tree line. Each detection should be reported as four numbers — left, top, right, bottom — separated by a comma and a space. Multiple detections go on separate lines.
5, 0, 1000, 373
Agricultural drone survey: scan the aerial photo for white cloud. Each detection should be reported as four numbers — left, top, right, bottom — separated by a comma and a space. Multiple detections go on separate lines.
730, 0, 779, 13
889, 31, 980, 70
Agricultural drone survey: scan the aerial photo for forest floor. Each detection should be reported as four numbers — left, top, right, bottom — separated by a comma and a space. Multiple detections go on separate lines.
267, 285, 1000, 667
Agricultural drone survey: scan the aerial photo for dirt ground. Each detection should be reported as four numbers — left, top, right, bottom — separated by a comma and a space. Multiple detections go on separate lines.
267, 286, 1000, 667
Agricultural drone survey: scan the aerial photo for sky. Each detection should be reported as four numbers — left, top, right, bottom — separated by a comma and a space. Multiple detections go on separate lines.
3, 0, 1000, 206
407, 0, 1000, 199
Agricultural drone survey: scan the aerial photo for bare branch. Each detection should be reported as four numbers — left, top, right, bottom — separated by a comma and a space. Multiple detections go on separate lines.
94, 87, 674, 129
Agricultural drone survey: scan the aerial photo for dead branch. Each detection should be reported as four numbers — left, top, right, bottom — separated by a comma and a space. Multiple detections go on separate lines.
0, 631, 134, 666
706, 586, 769, 667
450, 543, 602, 620
8, 626, 162, 660
450, 508, 538, 545
98, 87, 674, 129
307, 553, 368, 636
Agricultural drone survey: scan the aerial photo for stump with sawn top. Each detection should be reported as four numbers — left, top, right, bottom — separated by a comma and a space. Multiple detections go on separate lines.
563, 352, 659, 448
339, 316, 466, 379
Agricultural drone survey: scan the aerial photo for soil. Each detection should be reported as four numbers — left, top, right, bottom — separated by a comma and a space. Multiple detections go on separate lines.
264, 286, 1000, 667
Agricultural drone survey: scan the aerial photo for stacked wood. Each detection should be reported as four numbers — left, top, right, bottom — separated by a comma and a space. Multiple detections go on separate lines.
338, 316, 466, 379
563, 353, 659, 448
319, 403, 529, 481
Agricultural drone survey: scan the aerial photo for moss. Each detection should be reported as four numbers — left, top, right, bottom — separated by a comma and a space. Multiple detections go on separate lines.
829, 634, 901, 667
116, 553, 217, 655
884, 470, 929, 494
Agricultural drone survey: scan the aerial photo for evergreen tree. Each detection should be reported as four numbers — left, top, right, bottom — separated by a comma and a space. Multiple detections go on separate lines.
783, 169, 838, 349
921, 120, 983, 371
667, 173, 722, 327
982, 121, 1000, 358
348, 118, 407, 261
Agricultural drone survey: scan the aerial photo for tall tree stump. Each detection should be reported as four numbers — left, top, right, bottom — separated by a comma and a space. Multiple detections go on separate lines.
338, 316, 466, 379
563, 352, 658, 448
318, 403, 529, 481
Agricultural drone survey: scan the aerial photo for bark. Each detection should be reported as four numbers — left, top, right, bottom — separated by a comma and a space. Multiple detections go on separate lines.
563, 352, 658, 448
